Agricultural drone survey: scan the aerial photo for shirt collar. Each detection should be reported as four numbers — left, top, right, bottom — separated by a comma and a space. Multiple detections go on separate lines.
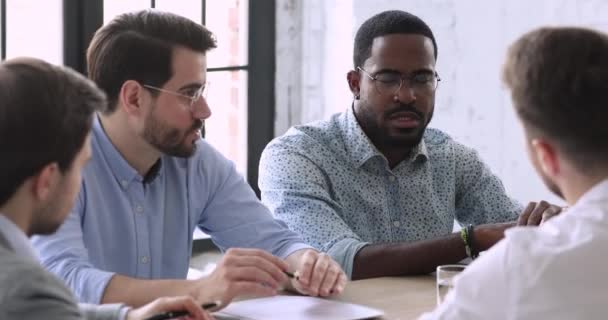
342, 105, 428, 168
92, 115, 162, 189
574, 178, 608, 207
0, 215, 38, 261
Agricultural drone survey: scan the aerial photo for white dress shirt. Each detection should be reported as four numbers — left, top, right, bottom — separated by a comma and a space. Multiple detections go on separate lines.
420, 178, 608, 320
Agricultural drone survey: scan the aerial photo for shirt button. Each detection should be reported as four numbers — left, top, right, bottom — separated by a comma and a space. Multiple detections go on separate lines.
140, 256, 149, 264
393, 221, 401, 227
388, 176, 396, 182
135, 205, 143, 214
121, 180, 128, 187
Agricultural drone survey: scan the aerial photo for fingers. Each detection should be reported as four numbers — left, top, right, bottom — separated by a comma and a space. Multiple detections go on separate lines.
134, 296, 207, 320
166, 296, 206, 320
518, 201, 564, 226
540, 204, 563, 225
307, 253, 331, 296
527, 200, 549, 226
291, 250, 347, 297
319, 263, 346, 297
204, 248, 290, 304
225, 253, 289, 285
518, 202, 536, 226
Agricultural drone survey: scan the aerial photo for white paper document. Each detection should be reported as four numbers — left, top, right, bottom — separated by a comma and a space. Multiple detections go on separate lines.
215, 295, 384, 320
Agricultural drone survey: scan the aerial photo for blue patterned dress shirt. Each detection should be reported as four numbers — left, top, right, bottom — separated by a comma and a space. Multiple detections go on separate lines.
32, 116, 311, 303
259, 107, 522, 278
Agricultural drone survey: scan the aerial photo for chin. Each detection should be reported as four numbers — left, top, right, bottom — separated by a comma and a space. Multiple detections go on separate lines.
172, 143, 197, 158
32, 222, 63, 236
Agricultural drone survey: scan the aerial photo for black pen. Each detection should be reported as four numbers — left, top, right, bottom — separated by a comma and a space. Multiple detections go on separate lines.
143, 301, 221, 320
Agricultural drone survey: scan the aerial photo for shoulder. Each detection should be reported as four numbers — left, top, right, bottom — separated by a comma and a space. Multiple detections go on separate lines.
423, 127, 453, 146
423, 128, 485, 165
423, 128, 475, 154
265, 113, 344, 156
0, 249, 80, 318
165, 138, 236, 176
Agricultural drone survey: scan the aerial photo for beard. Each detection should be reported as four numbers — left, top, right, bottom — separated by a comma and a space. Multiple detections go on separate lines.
534, 158, 565, 199
356, 102, 433, 149
30, 206, 64, 235
142, 109, 203, 158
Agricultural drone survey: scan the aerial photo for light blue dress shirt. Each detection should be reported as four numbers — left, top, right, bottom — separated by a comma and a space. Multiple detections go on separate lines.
259, 107, 522, 278
32, 116, 310, 304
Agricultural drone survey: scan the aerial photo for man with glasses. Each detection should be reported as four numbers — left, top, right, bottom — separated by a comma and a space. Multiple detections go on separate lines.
0, 57, 210, 320
259, 10, 560, 279
32, 10, 346, 309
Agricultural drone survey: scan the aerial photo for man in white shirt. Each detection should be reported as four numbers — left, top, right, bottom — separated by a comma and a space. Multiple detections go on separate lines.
420, 27, 608, 319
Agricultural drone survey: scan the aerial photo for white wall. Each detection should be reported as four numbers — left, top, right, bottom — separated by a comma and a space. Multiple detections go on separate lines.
276, 0, 608, 205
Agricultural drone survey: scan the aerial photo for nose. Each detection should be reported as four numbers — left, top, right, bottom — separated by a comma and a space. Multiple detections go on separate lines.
394, 79, 417, 104
191, 96, 212, 120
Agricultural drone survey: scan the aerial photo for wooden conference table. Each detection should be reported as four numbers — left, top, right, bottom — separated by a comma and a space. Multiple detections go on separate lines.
333, 275, 436, 320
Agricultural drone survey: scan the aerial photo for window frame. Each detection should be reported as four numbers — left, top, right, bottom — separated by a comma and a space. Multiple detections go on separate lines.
60, 0, 275, 196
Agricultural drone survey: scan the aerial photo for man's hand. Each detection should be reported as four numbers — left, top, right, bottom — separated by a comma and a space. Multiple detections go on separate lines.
517, 201, 563, 226
127, 296, 213, 320
473, 222, 515, 251
191, 248, 289, 309
285, 249, 347, 297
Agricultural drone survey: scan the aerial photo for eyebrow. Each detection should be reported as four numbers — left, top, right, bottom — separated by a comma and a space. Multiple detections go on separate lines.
178, 82, 205, 92
374, 67, 435, 75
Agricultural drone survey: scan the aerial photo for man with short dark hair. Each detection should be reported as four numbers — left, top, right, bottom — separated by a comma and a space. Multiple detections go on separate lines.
33, 9, 346, 308
420, 26, 608, 319
259, 10, 560, 279
0, 57, 210, 320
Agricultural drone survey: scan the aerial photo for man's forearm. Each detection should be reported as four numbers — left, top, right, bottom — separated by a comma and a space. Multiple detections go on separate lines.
351, 221, 515, 280
352, 232, 467, 280
102, 274, 197, 307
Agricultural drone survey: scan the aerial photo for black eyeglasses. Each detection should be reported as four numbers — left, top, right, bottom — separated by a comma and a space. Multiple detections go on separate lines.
357, 67, 440, 96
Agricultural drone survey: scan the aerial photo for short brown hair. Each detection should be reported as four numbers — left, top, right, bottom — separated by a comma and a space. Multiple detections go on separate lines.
0, 58, 106, 206
87, 9, 217, 113
503, 27, 608, 170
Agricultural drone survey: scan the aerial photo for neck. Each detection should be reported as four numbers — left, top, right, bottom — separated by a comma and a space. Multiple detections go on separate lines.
99, 112, 160, 177
376, 142, 412, 169
0, 194, 34, 237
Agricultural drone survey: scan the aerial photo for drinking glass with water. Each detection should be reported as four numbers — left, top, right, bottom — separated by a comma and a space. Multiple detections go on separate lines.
436, 264, 466, 305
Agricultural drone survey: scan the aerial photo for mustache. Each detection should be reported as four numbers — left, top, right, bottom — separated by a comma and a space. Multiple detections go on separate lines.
384, 103, 424, 119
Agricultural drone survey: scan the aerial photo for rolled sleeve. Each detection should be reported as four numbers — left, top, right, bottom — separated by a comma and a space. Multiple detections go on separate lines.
259, 137, 368, 278
31, 190, 115, 304
326, 238, 369, 278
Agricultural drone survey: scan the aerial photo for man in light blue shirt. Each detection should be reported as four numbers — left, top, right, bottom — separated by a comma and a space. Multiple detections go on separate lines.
32, 10, 346, 308
259, 10, 560, 279
0, 57, 209, 320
